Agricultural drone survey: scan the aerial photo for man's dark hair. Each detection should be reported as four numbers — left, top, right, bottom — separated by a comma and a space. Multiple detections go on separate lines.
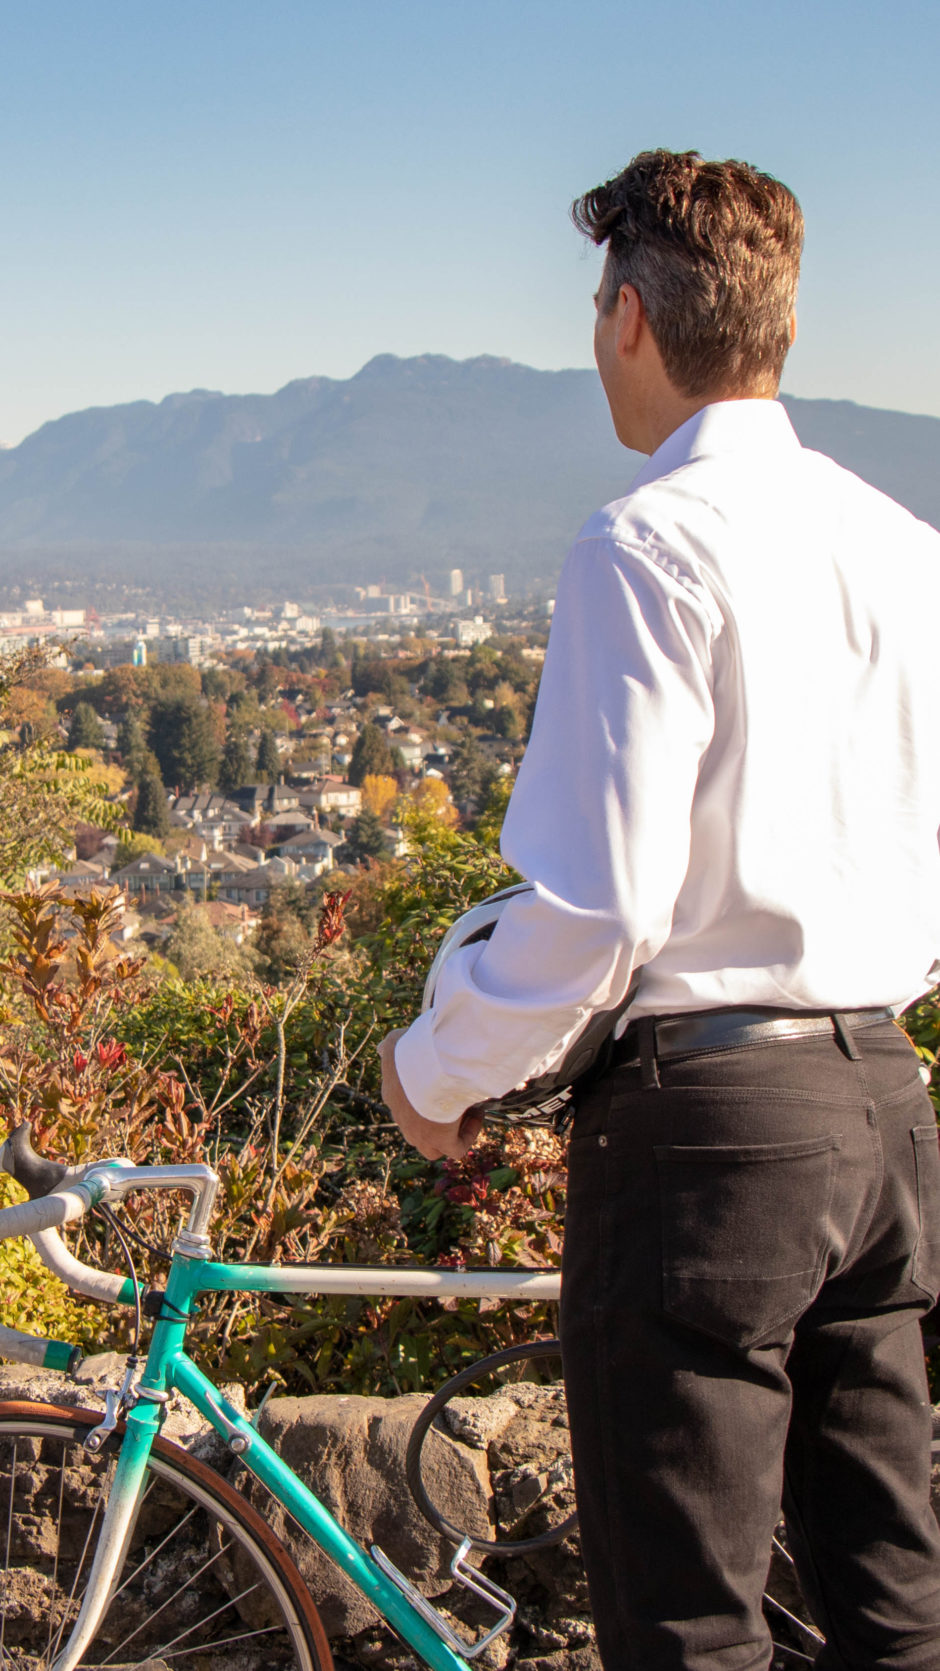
572, 149, 804, 398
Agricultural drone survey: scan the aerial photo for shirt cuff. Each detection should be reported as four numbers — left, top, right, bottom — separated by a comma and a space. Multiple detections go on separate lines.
394, 1013, 486, 1124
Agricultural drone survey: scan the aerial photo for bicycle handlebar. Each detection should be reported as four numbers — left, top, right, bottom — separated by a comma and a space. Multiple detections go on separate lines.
0, 1176, 108, 1239
0, 1128, 222, 1323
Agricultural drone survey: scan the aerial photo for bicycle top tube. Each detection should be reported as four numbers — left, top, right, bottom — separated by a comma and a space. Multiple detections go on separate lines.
0, 1149, 561, 1369
164, 1257, 561, 1306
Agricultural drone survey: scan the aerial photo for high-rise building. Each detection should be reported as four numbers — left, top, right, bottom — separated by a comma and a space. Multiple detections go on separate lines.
448, 568, 464, 596
488, 574, 506, 602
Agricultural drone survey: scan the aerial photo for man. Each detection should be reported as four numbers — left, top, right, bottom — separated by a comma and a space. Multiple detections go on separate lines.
381, 150, 940, 1669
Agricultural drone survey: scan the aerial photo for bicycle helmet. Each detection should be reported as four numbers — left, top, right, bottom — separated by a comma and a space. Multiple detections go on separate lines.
421, 883, 638, 1116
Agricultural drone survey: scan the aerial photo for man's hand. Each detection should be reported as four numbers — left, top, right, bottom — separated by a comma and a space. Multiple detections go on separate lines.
379, 1029, 484, 1161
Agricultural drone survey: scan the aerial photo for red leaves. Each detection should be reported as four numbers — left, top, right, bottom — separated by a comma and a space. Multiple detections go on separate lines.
95, 1039, 126, 1072
209, 993, 236, 1028
444, 1179, 490, 1207
155, 1074, 187, 1116
316, 890, 350, 949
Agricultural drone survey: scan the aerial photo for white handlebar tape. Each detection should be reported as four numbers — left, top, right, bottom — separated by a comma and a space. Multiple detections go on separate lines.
0, 1323, 78, 1371
0, 1179, 104, 1239
29, 1227, 132, 1306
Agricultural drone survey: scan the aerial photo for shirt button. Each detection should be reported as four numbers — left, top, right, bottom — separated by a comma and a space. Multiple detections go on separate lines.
598, 1135, 608, 1148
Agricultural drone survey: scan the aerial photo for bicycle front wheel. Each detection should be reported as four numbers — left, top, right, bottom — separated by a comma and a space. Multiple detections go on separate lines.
0, 1400, 333, 1671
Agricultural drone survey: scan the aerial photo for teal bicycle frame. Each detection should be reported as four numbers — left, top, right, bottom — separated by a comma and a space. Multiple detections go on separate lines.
10, 1154, 563, 1671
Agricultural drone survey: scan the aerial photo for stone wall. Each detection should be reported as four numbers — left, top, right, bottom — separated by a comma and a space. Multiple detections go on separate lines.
3, 1358, 937, 1669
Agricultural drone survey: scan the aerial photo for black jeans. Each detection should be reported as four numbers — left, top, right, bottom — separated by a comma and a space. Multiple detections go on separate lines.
560, 1018, 940, 1670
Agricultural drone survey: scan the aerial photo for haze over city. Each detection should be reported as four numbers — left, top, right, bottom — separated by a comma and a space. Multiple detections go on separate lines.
2, 0, 938, 450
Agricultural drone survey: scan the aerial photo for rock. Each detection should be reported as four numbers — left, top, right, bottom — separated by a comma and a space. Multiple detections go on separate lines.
245, 1391, 492, 1637
444, 1394, 518, 1447
518, 1649, 601, 1671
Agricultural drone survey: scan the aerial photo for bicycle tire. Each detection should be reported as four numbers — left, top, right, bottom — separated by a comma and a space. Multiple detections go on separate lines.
406, 1338, 578, 1557
0, 1399, 333, 1671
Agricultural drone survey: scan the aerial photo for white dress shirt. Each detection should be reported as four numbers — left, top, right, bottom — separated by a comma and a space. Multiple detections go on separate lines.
396, 399, 940, 1122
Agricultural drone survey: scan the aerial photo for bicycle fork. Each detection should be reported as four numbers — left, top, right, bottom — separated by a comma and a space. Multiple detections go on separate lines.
50, 1402, 161, 1671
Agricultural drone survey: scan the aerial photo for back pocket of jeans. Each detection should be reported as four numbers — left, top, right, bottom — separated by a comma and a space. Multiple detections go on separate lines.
655, 1135, 840, 1349
912, 1124, 940, 1300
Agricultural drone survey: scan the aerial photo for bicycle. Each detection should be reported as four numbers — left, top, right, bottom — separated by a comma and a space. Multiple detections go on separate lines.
0, 1124, 823, 1669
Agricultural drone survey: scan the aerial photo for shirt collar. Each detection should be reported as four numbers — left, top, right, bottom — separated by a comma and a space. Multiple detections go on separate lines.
627, 399, 801, 494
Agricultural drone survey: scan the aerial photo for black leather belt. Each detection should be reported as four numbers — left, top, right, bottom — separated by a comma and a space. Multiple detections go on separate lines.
611, 1006, 895, 1067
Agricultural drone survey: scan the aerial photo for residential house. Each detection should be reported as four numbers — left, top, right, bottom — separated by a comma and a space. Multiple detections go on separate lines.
299, 777, 362, 819
275, 828, 342, 875
223, 854, 302, 908
109, 853, 180, 898
43, 859, 111, 892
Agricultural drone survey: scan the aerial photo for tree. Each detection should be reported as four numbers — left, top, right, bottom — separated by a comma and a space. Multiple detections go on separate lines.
219, 728, 254, 794
74, 823, 111, 861
253, 879, 322, 980
492, 701, 523, 741
4, 683, 58, 739
255, 728, 280, 783
348, 723, 395, 787
202, 666, 246, 703
148, 695, 220, 791
422, 660, 470, 707
360, 774, 399, 821
253, 661, 282, 704
163, 896, 255, 982
0, 646, 123, 886
116, 713, 147, 778
339, 809, 392, 865
226, 685, 260, 719
97, 664, 153, 720
112, 831, 166, 869
449, 732, 496, 811
67, 702, 104, 752
408, 777, 457, 826
133, 756, 171, 840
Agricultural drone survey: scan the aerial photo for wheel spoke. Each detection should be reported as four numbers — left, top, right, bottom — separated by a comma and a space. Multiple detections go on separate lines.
0, 1438, 15, 1666
107, 1499, 199, 1602
765, 1591, 825, 1642
101, 1541, 247, 1662
45, 1446, 68, 1667
161, 1621, 301, 1659
130, 1579, 266, 1661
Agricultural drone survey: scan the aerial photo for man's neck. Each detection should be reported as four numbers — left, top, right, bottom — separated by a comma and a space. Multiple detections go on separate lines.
637, 387, 777, 457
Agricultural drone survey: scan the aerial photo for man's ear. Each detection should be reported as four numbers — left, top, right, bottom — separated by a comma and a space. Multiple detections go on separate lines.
789, 309, 797, 346
615, 284, 645, 356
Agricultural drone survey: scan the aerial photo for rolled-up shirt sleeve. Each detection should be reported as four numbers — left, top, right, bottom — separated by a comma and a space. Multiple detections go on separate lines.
395, 531, 717, 1121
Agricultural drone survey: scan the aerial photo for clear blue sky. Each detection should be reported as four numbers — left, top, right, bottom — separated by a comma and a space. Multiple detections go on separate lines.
1, 0, 938, 445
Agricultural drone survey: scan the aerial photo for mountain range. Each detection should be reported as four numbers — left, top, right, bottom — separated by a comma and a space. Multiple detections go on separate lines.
0, 354, 937, 608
